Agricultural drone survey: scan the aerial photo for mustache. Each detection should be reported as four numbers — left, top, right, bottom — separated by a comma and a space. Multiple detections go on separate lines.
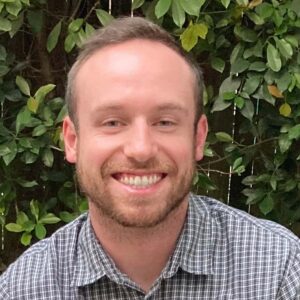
101, 157, 177, 175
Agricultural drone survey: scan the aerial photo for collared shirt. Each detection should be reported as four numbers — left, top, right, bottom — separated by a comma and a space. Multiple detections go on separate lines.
0, 194, 300, 299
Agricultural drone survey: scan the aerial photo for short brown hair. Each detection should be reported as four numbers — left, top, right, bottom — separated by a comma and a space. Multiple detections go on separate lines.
65, 17, 203, 126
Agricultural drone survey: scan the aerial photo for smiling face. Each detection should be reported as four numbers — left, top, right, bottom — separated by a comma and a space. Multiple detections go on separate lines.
63, 39, 207, 228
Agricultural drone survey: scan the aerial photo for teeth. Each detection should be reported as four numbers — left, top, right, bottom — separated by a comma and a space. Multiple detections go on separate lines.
118, 174, 162, 188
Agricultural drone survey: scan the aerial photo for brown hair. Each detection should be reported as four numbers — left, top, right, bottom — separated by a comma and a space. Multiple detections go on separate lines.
65, 17, 203, 126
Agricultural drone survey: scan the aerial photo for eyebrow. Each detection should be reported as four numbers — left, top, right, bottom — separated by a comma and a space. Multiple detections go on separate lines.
91, 102, 188, 115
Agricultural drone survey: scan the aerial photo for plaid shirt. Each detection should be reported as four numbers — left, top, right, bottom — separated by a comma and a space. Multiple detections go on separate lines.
1, 194, 300, 299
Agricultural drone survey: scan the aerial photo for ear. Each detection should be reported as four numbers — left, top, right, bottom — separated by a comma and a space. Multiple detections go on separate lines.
195, 114, 208, 161
63, 116, 77, 163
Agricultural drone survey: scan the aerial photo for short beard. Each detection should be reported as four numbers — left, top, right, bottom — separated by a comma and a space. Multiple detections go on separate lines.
76, 157, 195, 229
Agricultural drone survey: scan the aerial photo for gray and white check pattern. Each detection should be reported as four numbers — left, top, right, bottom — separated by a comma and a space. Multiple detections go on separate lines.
1, 194, 300, 299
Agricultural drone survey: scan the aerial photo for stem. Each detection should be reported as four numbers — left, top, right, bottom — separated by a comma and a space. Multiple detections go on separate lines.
200, 137, 278, 167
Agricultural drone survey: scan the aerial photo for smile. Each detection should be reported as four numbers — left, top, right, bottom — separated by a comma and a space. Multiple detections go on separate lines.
113, 173, 165, 189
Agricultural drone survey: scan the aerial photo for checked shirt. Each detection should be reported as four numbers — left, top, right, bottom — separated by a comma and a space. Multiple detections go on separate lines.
0, 194, 300, 299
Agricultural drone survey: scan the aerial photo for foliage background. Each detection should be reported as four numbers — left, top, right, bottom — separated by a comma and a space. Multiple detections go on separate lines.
0, 0, 300, 272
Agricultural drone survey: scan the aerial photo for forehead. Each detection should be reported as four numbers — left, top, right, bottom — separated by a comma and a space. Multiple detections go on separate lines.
74, 39, 196, 113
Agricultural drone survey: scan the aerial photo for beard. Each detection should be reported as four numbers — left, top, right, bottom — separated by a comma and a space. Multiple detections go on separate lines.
76, 155, 195, 229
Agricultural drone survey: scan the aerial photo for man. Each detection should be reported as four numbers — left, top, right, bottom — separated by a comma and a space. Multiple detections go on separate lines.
0, 17, 300, 299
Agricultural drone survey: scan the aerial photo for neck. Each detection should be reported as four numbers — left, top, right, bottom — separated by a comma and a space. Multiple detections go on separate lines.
89, 199, 189, 292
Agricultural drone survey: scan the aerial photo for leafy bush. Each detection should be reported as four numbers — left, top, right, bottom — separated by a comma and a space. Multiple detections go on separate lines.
0, 0, 299, 268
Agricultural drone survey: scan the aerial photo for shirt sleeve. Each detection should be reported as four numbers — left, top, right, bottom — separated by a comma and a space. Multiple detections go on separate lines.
277, 245, 300, 300
0, 272, 10, 300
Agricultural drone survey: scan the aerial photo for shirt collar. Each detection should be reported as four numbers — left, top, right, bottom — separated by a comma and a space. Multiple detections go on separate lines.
71, 193, 217, 287
71, 214, 119, 287
163, 194, 217, 277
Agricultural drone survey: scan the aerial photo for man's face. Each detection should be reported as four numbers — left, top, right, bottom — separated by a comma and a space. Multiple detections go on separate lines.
63, 39, 207, 228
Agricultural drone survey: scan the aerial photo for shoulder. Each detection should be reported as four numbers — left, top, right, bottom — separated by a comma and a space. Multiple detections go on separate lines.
190, 194, 300, 247
0, 213, 88, 298
189, 194, 300, 297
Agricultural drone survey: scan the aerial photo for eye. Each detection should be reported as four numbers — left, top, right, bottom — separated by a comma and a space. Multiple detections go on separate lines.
156, 120, 176, 126
102, 120, 123, 127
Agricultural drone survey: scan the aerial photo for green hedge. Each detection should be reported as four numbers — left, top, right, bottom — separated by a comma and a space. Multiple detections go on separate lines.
0, 0, 300, 268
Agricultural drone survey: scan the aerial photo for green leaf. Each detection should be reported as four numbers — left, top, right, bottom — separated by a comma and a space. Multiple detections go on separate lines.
240, 100, 254, 120
39, 213, 60, 224
267, 43, 281, 72
0, 17, 12, 31
27, 10, 43, 33
211, 96, 231, 112
17, 179, 38, 188
180, 22, 208, 51
47, 21, 62, 53
236, 0, 248, 5
230, 43, 244, 64
285, 35, 298, 47
288, 124, 300, 140
234, 96, 245, 109
132, 0, 145, 10
275, 39, 293, 60
35, 223, 46, 240
221, 0, 231, 8
0, 144, 11, 156
179, 0, 204, 16
171, 0, 185, 28
42, 148, 54, 167
0, 45, 7, 61
6, 1, 22, 16
27, 97, 39, 113
95, 9, 114, 26
32, 124, 47, 137
5, 223, 23, 232
21, 232, 32, 246
249, 61, 266, 72
194, 23, 208, 39
34, 84, 55, 102
180, 25, 198, 52
193, 173, 217, 190
279, 103, 291, 117
219, 76, 241, 95
256, 3, 274, 19
59, 211, 77, 223
16, 76, 30, 96
234, 25, 257, 42
9, 11, 23, 37
211, 57, 225, 73
230, 58, 250, 74
64, 34, 76, 53
16, 211, 29, 225
246, 12, 264, 25
55, 105, 67, 124
243, 75, 261, 95
277, 72, 291, 92
2, 140, 17, 165
155, 0, 171, 18
279, 134, 292, 153
16, 107, 31, 134
259, 195, 274, 215
68, 18, 83, 32
30, 199, 39, 220
85, 23, 95, 38
215, 131, 233, 142
291, 0, 300, 17
232, 157, 243, 171
0, 65, 9, 77
223, 91, 236, 100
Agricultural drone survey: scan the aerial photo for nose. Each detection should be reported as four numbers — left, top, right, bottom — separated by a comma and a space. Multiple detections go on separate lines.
123, 121, 158, 163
